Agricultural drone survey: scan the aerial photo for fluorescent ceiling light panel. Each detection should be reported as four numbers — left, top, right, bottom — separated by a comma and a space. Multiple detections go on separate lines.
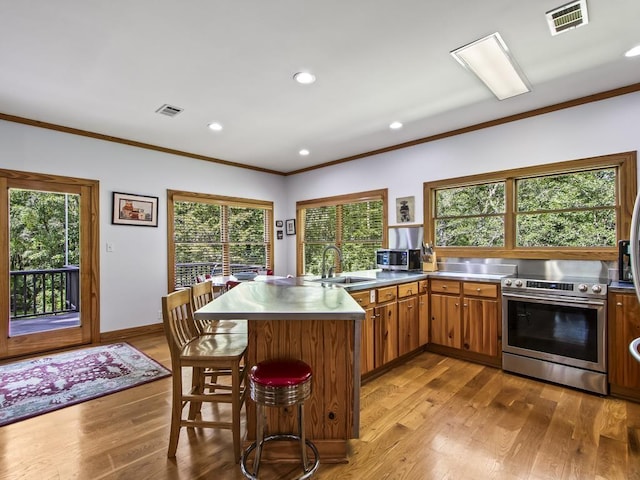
451, 32, 530, 100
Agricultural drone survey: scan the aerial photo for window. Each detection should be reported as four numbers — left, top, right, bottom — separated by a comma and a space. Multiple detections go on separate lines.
167, 190, 273, 289
435, 182, 505, 247
425, 152, 636, 260
516, 169, 615, 247
297, 190, 387, 275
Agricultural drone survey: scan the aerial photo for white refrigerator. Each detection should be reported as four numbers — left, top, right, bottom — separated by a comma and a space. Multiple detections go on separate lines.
627, 193, 640, 363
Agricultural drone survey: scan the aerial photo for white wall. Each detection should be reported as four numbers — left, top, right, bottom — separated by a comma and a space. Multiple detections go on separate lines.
2, 90, 639, 333
0, 121, 287, 333
284, 91, 640, 271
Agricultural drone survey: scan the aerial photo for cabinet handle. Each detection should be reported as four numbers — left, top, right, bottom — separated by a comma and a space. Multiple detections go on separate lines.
407, 289, 413, 295
463, 303, 468, 307
476, 288, 481, 292
616, 302, 623, 306
442, 285, 447, 289
455, 303, 459, 307
407, 305, 413, 309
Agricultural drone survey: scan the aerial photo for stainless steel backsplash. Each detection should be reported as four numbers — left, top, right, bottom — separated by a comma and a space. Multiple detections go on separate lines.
388, 226, 423, 249
439, 257, 616, 281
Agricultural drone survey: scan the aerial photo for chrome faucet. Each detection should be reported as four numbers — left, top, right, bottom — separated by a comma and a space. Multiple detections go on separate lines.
321, 245, 343, 278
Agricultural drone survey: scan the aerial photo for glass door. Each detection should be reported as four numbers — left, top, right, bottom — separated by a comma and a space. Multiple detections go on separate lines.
0, 173, 99, 359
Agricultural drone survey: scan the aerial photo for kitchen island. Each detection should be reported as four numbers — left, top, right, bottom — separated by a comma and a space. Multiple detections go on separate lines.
193, 276, 365, 463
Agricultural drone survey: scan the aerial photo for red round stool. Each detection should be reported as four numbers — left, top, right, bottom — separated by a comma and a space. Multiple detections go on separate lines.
240, 359, 320, 480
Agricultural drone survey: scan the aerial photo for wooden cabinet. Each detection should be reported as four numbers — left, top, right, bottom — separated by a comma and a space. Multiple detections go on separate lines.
418, 280, 429, 346
375, 286, 398, 367
398, 282, 419, 355
429, 278, 501, 365
354, 280, 430, 377
430, 280, 462, 348
350, 290, 375, 375
609, 291, 640, 401
462, 282, 499, 356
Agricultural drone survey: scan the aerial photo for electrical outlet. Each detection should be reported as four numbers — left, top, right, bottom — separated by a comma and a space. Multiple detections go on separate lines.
157, 309, 163, 321
106, 242, 114, 252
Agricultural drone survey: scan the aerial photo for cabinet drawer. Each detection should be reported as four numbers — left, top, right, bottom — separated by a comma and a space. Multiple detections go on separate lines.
418, 280, 428, 294
430, 279, 460, 294
398, 282, 419, 298
350, 290, 371, 308
463, 282, 497, 298
376, 285, 397, 303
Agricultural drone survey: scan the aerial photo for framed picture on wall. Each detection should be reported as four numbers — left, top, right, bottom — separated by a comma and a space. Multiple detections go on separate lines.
395, 196, 415, 223
285, 219, 296, 235
112, 192, 158, 227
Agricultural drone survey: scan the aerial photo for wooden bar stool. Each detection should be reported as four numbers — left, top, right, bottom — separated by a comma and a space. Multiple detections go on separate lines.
240, 359, 320, 480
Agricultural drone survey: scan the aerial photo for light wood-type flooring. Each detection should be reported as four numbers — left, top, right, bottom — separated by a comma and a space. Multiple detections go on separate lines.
1, 332, 639, 480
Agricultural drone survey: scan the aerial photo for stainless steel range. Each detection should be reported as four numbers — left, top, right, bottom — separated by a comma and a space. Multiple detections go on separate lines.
501, 276, 608, 395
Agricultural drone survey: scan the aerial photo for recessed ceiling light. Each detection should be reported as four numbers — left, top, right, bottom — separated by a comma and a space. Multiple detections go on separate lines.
625, 45, 640, 57
389, 121, 403, 130
299, 149, 310, 156
293, 72, 316, 85
208, 122, 223, 131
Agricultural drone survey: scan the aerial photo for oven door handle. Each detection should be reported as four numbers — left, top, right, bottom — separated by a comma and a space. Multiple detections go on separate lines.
502, 292, 605, 307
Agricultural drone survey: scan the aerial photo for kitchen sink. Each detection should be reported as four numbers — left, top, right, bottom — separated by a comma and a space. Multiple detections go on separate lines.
311, 276, 374, 285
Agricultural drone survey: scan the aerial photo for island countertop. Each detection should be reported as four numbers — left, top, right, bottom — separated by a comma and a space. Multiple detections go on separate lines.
193, 275, 365, 463
194, 276, 365, 321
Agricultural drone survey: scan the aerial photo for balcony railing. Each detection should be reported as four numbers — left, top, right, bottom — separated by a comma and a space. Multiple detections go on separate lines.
10, 266, 80, 319
175, 262, 265, 288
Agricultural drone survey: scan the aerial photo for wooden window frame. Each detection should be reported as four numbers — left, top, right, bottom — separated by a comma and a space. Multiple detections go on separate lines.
296, 189, 388, 276
423, 151, 637, 261
167, 189, 273, 291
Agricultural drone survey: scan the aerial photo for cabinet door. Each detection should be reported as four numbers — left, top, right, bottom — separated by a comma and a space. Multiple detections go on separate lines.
360, 305, 375, 375
398, 296, 419, 355
430, 293, 461, 348
375, 302, 398, 367
609, 292, 640, 390
418, 292, 429, 346
462, 297, 498, 356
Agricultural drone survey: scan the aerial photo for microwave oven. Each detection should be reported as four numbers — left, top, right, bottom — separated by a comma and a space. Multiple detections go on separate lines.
376, 249, 421, 271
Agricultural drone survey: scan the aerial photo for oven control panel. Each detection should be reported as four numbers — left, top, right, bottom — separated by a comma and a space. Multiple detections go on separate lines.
502, 277, 607, 297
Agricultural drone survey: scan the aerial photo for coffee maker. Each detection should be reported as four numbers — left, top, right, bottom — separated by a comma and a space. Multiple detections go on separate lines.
619, 239, 633, 283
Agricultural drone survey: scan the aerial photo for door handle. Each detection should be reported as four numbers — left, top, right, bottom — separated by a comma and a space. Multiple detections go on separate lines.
630, 337, 640, 363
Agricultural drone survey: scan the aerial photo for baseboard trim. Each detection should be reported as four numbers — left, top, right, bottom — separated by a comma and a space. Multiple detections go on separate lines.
100, 323, 164, 342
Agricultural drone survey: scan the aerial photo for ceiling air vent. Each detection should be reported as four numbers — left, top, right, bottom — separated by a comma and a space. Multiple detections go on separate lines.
546, 0, 589, 36
155, 104, 183, 117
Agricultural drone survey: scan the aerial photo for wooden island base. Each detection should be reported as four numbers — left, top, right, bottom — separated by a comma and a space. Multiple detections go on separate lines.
245, 318, 359, 463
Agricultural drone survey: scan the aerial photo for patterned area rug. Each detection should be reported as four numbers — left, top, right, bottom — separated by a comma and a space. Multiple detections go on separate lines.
0, 342, 171, 427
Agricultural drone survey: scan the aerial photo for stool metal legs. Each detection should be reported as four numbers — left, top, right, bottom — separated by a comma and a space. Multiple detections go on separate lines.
251, 402, 267, 477
298, 402, 308, 471
240, 402, 320, 480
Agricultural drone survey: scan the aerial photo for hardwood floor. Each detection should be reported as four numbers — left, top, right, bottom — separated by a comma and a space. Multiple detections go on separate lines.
1, 332, 639, 480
